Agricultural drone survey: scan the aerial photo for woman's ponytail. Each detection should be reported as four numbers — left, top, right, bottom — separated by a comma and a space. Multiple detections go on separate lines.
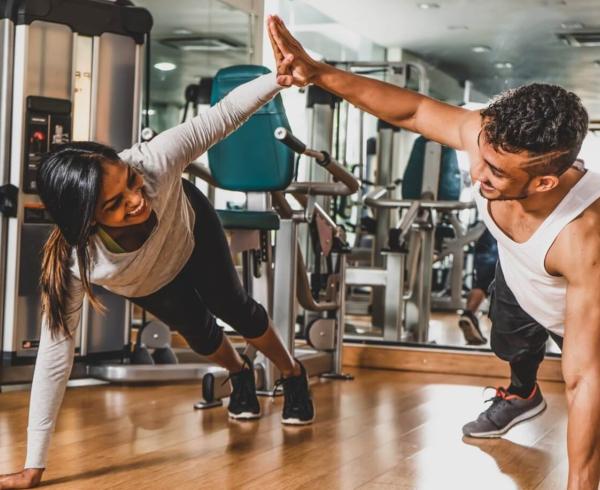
37, 141, 119, 338
40, 228, 74, 338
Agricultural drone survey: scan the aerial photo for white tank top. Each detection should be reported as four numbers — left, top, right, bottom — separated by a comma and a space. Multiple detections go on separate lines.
473, 169, 600, 337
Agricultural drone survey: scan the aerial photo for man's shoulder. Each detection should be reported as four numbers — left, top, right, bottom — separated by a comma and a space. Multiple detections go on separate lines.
551, 197, 600, 276
563, 197, 600, 236
459, 111, 482, 154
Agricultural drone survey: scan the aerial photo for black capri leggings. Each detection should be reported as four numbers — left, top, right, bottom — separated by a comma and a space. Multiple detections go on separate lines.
128, 179, 269, 355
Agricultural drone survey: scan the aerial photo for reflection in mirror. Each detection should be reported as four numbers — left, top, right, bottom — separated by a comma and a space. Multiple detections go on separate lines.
269, 0, 600, 356
135, 0, 600, 357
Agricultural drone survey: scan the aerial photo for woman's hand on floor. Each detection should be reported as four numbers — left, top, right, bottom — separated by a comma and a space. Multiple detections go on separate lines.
0, 469, 44, 489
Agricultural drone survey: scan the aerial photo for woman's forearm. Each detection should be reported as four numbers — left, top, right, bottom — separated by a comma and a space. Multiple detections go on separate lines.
25, 281, 83, 469
132, 73, 283, 178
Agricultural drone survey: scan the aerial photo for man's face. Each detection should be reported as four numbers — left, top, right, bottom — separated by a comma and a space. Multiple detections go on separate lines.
471, 130, 540, 201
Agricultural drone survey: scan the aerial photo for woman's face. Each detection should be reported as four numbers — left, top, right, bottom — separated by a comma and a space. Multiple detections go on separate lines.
94, 160, 152, 228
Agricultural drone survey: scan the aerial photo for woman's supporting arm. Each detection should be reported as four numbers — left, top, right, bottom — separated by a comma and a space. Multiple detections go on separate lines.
24, 277, 84, 470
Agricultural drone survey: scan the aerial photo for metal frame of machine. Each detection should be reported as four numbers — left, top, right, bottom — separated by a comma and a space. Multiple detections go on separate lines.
347, 134, 480, 343
358, 183, 478, 342
193, 127, 358, 406
0, 0, 152, 386
303, 61, 483, 344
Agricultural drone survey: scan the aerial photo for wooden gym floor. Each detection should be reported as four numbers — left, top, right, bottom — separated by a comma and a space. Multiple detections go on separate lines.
0, 368, 568, 489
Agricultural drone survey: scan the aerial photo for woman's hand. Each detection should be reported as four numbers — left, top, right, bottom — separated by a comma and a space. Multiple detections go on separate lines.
0, 469, 44, 489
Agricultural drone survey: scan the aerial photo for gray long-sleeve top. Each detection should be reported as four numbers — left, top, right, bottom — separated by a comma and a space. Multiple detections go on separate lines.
25, 73, 282, 469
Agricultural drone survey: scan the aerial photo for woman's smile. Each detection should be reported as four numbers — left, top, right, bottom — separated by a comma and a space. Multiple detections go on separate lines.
127, 196, 147, 217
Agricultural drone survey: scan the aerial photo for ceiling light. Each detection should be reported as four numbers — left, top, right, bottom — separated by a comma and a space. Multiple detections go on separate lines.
154, 62, 177, 72
559, 31, 600, 47
472, 45, 491, 53
448, 25, 468, 30
494, 62, 513, 69
161, 36, 245, 52
173, 28, 193, 35
417, 3, 440, 9
560, 22, 584, 30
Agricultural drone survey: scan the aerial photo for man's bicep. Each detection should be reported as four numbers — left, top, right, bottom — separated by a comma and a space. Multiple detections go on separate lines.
413, 99, 478, 151
563, 275, 600, 381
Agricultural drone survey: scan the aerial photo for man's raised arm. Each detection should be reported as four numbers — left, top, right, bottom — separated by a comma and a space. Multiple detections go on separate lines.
267, 15, 475, 151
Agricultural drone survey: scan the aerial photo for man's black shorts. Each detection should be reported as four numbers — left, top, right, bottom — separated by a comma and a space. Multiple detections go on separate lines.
489, 263, 563, 362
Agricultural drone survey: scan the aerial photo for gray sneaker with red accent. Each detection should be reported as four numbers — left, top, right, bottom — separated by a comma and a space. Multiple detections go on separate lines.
462, 384, 546, 438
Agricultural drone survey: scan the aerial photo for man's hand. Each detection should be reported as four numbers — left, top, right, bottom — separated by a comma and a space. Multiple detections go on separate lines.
0, 469, 44, 489
266, 14, 474, 150
267, 15, 322, 87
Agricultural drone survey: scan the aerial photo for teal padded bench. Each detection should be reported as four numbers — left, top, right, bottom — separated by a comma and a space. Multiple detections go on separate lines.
207, 65, 295, 231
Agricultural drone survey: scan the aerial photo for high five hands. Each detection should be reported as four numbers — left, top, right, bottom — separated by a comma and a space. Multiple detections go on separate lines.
267, 15, 322, 87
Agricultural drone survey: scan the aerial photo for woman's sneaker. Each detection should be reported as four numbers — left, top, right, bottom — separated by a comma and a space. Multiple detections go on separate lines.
462, 384, 546, 438
227, 355, 261, 420
458, 310, 487, 345
277, 360, 315, 425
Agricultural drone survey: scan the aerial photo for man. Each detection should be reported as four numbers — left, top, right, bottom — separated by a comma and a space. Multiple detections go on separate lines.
268, 15, 600, 489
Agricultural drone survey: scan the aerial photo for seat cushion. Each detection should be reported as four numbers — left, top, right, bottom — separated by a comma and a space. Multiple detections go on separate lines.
208, 65, 295, 192
402, 135, 461, 201
217, 209, 280, 231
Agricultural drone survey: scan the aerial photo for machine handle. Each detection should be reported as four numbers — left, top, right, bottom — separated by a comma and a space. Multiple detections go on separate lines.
326, 163, 360, 194
186, 161, 218, 187
274, 127, 360, 196
275, 127, 329, 165
363, 187, 475, 211
274, 127, 307, 155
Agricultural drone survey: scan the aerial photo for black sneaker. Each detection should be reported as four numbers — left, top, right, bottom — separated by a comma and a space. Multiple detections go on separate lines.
458, 310, 487, 345
277, 360, 315, 425
227, 355, 261, 420
462, 384, 546, 438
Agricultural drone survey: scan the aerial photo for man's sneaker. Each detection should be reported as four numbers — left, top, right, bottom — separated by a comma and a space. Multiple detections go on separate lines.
277, 360, 315, 425
462, 384, 546, 438
458, 310, 487, 345
227, 355, 261, 420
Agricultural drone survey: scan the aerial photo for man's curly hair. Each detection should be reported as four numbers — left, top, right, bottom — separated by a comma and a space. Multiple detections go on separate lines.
481, 83, 588, 176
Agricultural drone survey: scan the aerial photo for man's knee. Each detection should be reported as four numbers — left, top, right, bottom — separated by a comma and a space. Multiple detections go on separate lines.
490, 324, 547, 363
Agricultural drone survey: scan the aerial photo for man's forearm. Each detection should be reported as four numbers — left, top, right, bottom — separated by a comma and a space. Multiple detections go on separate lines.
310, 62, 471, 150
312, 62, 425, 131
566, 380, 600, 489
268, 15, 471, 150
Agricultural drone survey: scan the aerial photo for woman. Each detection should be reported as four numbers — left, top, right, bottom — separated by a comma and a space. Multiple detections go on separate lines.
0, 63, 313, 489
